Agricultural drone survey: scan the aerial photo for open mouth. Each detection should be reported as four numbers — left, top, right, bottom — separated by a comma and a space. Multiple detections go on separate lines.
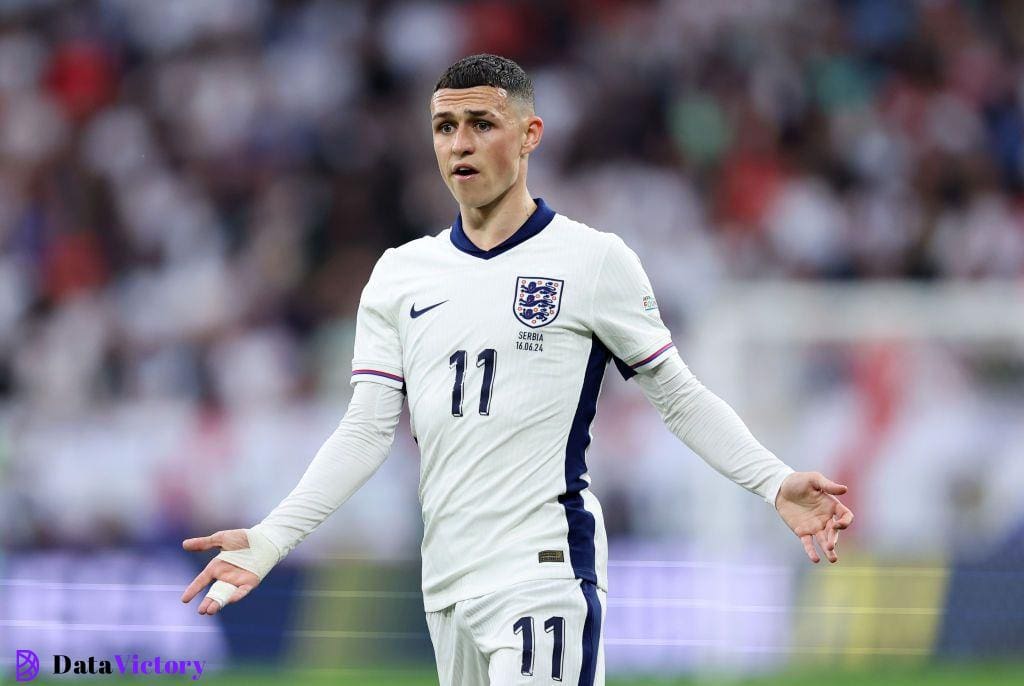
453, 165, 479, 178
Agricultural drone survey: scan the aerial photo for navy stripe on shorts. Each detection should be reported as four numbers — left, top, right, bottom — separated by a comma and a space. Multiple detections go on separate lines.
578, 580, 602, 686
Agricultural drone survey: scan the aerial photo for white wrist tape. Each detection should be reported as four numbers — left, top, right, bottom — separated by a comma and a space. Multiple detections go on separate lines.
203, 528, 282, 608
213, 527, 281, 580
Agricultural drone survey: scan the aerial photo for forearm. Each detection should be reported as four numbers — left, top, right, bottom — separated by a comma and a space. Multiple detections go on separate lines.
251, 382, 405, 559
635, 351, 794, 507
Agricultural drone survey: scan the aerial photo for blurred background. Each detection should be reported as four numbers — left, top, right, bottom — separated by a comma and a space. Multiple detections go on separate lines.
1, 0, 1023, 684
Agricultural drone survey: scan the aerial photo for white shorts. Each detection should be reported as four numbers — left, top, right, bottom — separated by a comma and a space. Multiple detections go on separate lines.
426, 577, 606, 686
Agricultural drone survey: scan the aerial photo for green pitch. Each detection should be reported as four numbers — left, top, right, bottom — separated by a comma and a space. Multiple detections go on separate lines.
24, 661, 1022, 685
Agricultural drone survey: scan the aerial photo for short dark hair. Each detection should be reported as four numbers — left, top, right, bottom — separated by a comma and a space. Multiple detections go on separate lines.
434, 54, 534, 110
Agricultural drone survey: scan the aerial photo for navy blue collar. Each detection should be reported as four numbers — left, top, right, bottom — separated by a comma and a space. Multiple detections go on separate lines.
450, 198, 555, 260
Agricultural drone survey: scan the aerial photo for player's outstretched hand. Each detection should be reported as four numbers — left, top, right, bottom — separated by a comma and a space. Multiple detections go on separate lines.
775, 472, 854, 564
181, 530, 261, 616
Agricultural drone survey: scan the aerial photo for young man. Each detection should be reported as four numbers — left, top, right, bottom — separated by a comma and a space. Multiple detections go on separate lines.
181, 54, 854, 685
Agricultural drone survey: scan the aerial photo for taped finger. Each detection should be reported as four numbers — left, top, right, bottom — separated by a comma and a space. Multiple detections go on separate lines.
205, 580, 238, 609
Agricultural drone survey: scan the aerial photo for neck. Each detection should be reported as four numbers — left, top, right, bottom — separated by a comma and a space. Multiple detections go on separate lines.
459, 183, 536, 251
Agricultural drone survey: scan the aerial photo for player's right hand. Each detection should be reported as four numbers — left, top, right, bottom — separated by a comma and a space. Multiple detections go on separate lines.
181, 529, 261, 616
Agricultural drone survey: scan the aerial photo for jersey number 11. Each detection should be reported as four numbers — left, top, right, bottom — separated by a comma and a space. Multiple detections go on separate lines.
449, 349, 496, 417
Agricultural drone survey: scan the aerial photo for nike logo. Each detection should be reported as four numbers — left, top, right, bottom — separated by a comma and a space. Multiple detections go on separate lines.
410, 300, 448, 318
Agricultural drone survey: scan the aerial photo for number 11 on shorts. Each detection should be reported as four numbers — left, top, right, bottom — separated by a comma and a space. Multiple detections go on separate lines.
514, 615, 564, 680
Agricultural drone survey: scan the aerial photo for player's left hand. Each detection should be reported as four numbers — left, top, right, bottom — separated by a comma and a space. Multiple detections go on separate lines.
774, 472, 854, 564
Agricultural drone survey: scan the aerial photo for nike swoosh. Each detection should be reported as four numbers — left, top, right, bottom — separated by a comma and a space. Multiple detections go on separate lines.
410, 300, 448, 318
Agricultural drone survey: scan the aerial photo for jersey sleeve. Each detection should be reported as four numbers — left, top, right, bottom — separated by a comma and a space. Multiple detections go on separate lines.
351, 249, 405, 391
592, 235, 675, 380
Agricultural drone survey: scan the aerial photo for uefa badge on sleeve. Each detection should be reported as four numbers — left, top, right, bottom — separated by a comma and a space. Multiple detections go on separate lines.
514, 277, 564, 328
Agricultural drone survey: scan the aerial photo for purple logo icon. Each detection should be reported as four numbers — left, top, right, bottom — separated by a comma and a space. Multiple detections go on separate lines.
16, 650, 40, 682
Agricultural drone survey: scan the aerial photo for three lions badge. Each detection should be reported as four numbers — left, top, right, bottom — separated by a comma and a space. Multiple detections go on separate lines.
514, 277, 564, 328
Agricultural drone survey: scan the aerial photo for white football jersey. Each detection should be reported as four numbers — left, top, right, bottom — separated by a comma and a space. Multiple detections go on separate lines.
351, 199, 674, 612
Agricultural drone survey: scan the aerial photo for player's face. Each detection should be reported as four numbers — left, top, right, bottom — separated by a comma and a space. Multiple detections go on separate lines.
430, 86, 541, 208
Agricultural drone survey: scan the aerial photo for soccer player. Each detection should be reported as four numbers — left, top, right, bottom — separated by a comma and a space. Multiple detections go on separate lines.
181, 54, 854, 685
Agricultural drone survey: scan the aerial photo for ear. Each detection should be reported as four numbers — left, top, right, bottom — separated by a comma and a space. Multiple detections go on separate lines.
521, 115, 544, 156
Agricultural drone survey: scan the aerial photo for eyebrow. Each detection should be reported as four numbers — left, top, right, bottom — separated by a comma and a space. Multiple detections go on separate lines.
432, 109, 495, 120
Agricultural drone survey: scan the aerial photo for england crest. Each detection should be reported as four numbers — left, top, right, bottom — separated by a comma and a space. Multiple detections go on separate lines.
514, 276, 564, 328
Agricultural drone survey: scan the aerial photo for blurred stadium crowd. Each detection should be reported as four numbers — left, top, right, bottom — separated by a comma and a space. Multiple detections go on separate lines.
2, 0, 1024, 550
